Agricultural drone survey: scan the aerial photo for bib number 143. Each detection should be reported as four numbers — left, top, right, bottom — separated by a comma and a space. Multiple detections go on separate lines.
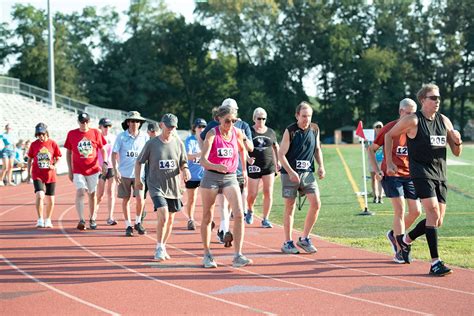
159, 160, 176, 169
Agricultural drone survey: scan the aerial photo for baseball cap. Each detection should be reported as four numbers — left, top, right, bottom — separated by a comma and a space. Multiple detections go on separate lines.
35, 122, 47, 135
221, 98, 238, 110
161, 113, 178, 128
99, 118, 112, 127
147, 122, 158, 132
373, 121, 383, 128
78, 112, 90, 123
193, 118, 207, 127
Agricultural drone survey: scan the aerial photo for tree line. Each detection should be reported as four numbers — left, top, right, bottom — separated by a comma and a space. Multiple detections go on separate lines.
0, 0, 472, 139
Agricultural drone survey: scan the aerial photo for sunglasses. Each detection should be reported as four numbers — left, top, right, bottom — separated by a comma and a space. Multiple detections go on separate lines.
375, 125, 382, 129
197, 125, 206, 128
257, 117, 266, 121
129, 120, 141, 123
79, 121, 89, 124
224, 118, 238, 124
425, 95, 441, 101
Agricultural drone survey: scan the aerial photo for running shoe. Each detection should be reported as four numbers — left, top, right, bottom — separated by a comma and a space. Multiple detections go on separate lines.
187, 219, 196, 231
232, 255, 253, 268
134, 223, 146, 235
203, 253, 217, 268
281, 241, 300, 254
125, 226, 134, 237
107, 218, 117, 226
44, 218, 53, 228
163, 249, 171, 260
224, 231, 233, 248
261, 218, 273, 228
216, 230, 224, 244
0, 181, 4, 187
211, 221, 216, 230
77, 220, 86, 231
154, 247, 166, 261
429, 261, 452, 277
244, 211, 254, 225
36, 218, 44, 228
398, 238, 412, 264
377, 197, 384, 204
393, 251, 405, 264
386, 230, 397, 254
89, 219, 97, 230
296, 237, 318, 253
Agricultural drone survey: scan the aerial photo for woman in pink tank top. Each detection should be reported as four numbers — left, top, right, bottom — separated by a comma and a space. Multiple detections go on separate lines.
198, 101, 253, 269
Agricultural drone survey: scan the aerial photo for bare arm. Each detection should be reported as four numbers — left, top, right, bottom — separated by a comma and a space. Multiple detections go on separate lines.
134, 161, 143, 190
314, 131, 325, 179
237, 129, 248, 184
272, 142, 281, 171
199, 129, 227, 173
278, 129, 299, 182
384, 114, 417, 175
368, 143, 382, 179
112, 151, 121, 184
442, 114, 462, 157
66, 149, 73, 182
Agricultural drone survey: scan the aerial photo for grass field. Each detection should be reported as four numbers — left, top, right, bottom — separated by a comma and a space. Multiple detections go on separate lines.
251, 144, 474, 269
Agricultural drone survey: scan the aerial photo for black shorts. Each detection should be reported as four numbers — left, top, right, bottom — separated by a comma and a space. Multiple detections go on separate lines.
152, 196, 183, 213
100, 168, 115, 180
248, 165, 275, 179
412, 178, 447, 204
33, 180, 56, 196
185, 180, 201, 189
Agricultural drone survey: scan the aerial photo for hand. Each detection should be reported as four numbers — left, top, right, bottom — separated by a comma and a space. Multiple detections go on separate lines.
276, 162, 282, 172
242, 172, 248, 188
101, 163, 108, 176
247, 156, 255, 165
214, 164, 228, 174
375, 170, 384, 181
289, 170, 300, 183
135, 179, 143, 191
317, 166, 326, 180
183, 168, 191, 182
386, 161, 397, 176
68, 170, 73, 182
450, 129, 462, 144
115, 170, 122, 184
49, 164, 55, 170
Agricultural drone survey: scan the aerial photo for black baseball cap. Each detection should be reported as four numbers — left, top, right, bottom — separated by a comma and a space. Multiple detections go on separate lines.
193, 118, 207, 127
78, 112, 90, 123
99, 118, 112, 127
35, 122, 47, 135
147, 122, 158, 132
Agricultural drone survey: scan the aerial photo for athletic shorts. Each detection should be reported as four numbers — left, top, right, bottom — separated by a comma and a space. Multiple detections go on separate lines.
247, 164, 275, 179
33, 179, 56, 196
73, 173, 100, 193
281, 172, 319, 199
117, 177, 145, 199
1, 148, 14, 159
237, 175, 245, 193
185, 180, 201, 189
381, 176, 417, 199
100, 168, 115, 181
152, 196, 183, 213
200, 170, 238, 191
412, 178, 447, 204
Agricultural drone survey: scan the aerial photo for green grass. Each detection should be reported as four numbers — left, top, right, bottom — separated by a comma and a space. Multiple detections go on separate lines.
251, 144, 474, 268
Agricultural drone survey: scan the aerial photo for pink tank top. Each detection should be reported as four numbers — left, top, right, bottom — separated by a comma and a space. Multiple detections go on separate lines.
208, 126, 239, 173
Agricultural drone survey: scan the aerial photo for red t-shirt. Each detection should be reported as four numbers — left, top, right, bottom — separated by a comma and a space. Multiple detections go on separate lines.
27, 139, 62, 183
374, 120, 410, 177
64, 128, 106, 175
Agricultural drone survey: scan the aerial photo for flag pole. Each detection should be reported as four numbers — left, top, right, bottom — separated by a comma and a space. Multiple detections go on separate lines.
355, 121, 373, 216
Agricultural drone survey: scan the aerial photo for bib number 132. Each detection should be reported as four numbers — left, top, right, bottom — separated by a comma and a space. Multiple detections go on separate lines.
159, 160, 176, 169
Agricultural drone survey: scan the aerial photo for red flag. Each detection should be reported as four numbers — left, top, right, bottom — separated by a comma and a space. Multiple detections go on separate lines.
355, 121, 366, 139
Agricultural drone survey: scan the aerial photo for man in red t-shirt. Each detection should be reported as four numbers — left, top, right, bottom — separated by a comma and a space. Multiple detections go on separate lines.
64, 112, 107, 231
27, 123, 62, 229
368, 98, 421, 263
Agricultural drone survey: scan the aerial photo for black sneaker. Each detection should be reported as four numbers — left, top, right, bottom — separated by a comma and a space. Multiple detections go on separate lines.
216, 230, 224, 244
125, 226, 134, 237
211, 221, 216, 231
398, 239, 412, 264
134, 223, 146, 235
77, 220, 86, 231
187, 219, 196, 231
89, 219, 97, 230
224, 231, 233, 248
429, 261, 453, 277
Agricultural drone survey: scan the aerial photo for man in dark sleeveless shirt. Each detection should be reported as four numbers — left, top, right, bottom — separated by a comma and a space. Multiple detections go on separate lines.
278, 102, 325, 254
385, 84, 463, 276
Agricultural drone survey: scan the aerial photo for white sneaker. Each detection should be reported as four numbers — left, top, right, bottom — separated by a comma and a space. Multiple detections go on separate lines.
44, 218, 53, 228
36, 218, 44, 228
154, 247, 166, 261
0, 181, 4, 187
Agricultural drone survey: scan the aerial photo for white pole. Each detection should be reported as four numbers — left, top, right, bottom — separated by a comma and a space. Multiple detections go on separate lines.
47, 0, 56, 108
361, 140, 369, 210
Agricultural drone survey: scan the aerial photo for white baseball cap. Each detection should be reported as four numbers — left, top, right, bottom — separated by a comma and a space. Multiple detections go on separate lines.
221, 98, 238, 110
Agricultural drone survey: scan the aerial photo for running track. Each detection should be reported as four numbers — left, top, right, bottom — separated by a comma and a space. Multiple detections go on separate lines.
1, 176, 473, 315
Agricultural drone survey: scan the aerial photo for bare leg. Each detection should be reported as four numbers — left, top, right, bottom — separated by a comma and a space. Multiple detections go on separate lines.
75, 189, 86, 221
163, 212, 176, 244
36, 191, 45, 219
88, 191, 97, 220
156, 206, 169, 244
261, 173, 275, 220
246, 177, 260, 212
283, 198, 296, 241
45, 195, 54, 220
122, 197, 131, 224
302, 193, 321, 237
107, 178, 116, 220
223, 185, 244, 255
200, 188, 218, 254
185, 188, 198, 220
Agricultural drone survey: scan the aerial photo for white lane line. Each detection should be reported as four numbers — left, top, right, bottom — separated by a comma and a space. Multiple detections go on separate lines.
58, 208, 275, 316
143, 237, 430, 315
0, 254, 120, 316
449, 170, 474, 180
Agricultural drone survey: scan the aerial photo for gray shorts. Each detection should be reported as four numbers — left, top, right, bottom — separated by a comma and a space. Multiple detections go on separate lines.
117, 177, 145, 199
200, 170, 238, 191
281, 172, 319, 198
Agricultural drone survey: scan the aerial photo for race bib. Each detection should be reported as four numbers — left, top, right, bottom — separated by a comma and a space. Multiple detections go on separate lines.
77, 137, 93, 158
193, 157, 201, 163
37, 147, 51, 169
296, 160, 311, 170
430, 135, 446, 147
159, 160, 176, 170
248, 165, 261, 173
126, 150, 139, 158
217, 148, 233, 158
395, 146, 408, 156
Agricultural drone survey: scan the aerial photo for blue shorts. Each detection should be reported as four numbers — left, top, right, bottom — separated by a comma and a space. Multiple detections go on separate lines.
1, 148, 14, 159
381, 176, 417, 199
152, 195, 183, 213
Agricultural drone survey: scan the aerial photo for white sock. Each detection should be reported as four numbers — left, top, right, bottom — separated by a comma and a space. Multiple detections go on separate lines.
403, 235, 411, 245
432, 259, 441, 266
125, 220, 131, 228
156, 243, 162, 250
135, 217, 141, 224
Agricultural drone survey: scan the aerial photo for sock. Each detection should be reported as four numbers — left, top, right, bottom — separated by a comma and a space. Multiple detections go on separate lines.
408, 219, 426, 241
235, 252, 242, 258
125, 220, 131, 228
431, 259, 441, 266
403, 235, 411, 245
135, 217, 141, 224
156, 243, 162, 249
425, 226, 439, 259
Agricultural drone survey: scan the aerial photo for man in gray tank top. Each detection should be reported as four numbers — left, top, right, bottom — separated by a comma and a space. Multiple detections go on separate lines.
385, 83, 463, 276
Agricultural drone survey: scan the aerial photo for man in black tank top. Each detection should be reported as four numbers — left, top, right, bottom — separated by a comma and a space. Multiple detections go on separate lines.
278, 102, 326, 255
385, 84, 463, 276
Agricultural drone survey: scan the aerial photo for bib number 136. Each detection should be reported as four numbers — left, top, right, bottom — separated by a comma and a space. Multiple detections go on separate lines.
217, 148, 233, 158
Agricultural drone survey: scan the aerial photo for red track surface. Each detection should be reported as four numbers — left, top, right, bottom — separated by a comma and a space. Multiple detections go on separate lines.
1, 176, 473, 315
